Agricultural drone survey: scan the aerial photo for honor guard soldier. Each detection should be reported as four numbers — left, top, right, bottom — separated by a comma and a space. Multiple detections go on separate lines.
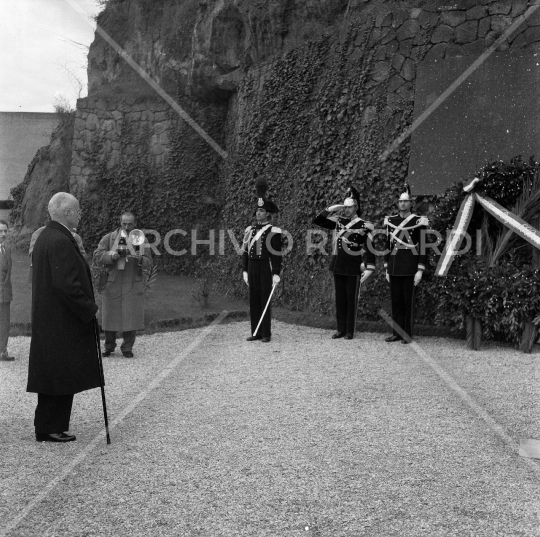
242, 179, 283, 343
384, 183, 428, 344
313, 186, 376, 340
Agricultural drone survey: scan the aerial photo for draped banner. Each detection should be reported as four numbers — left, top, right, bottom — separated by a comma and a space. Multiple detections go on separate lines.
475, 194, 540, 251
436, 187, 540, 277
435, 194, 476, 277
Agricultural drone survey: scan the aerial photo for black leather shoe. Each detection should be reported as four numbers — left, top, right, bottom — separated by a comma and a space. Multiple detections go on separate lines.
401, 339, 411, 344
385, 335, 402, 342
261, 337, 271, 343
0, 354, 15, 361
344, 334, 354, 340
332, 332, 346, 339
102, 350, 113, 357
246, 336, 262, 341
36, 432, 76, 443
122, 351, 134, 358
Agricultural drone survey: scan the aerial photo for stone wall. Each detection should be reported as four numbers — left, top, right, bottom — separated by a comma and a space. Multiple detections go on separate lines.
70, 95, 174, 199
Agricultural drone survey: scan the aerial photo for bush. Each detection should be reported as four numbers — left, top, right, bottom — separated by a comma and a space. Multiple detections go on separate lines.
417, 156, 540, 346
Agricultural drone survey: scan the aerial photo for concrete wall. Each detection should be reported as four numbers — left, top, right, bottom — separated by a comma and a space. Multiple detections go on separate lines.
0, 112, 60, 200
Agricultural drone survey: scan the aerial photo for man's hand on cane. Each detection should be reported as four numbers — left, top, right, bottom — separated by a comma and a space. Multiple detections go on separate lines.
272, 274, 280, 285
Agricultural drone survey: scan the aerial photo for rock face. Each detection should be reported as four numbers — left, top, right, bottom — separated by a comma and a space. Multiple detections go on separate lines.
10, 117, 74, 248
12, 0, 540, 309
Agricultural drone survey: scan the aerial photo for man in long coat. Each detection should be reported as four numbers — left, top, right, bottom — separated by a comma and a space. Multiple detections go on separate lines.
27, 192, 101, 442
93, 212, 152, 358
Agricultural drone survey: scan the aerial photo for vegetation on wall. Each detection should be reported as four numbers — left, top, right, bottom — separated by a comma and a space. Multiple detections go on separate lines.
216, 17, 414, 313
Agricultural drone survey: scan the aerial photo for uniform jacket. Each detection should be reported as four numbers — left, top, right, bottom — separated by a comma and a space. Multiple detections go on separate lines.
384, 213, 428, 276
242, 223, 283, 275
93, 229, 153, 332
0, 244, 12, 303
313, 210, 376, 276
27, 221, 100, 395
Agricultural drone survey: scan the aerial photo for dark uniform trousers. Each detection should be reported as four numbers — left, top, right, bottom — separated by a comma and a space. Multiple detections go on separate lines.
105, 330, 136, 353
334, 274, 360, 335
389, 275, 415, 339
248, 259, 273, 338
34, 394, 74, 434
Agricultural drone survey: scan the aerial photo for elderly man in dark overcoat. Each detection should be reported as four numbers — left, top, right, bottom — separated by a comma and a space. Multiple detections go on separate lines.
27, 192, 101, 443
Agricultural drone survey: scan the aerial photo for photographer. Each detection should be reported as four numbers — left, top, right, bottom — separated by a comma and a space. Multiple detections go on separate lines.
93, 212, 152, 358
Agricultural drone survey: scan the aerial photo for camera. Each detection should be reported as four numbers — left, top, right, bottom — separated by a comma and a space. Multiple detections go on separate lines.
117, 236, 128, 256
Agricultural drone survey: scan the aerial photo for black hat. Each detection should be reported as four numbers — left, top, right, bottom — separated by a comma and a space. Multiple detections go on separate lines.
254, 178, 279, 214
344, 186, 361, 216
399, 183, 413, 201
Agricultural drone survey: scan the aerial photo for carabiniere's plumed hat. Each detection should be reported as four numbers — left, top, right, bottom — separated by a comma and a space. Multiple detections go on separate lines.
343, 186, 361, 216
398, 182, 413, 201
254, 178, 279, 214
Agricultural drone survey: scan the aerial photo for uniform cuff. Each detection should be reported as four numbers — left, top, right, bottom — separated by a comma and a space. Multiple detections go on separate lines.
417, 264, 426, 271
365, 264, 376, 271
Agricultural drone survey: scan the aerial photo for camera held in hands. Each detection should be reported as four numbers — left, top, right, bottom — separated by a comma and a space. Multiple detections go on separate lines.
117, 235, 128, 256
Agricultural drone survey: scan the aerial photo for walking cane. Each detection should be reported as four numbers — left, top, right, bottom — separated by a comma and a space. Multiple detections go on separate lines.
253, 282, 278, 337
93, 318, 111, 445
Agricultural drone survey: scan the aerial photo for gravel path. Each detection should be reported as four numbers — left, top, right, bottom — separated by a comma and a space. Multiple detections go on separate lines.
1, 321, 539, 536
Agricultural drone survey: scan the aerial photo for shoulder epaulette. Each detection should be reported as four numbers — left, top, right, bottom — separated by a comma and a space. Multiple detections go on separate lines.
364, 221, 375, 231
245, 226, 252, 233
418, 216, 429, 226
383, 216, 389, 226
271, 226, 281, 233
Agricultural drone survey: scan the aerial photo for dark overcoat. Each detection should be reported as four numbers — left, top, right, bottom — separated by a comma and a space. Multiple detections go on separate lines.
27, 222, 101, 395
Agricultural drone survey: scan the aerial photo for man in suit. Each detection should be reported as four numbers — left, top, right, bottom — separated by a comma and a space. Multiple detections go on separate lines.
384, 184, 428, 344
93, 212, 152, 358
313, 186, 376, 340
27, 192, 102, 442
242, 179, 283, 343
0, 219, 14, 361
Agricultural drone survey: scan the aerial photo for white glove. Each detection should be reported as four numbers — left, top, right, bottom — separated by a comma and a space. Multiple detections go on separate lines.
328, 204, 344, 213
360, 270, 373, 284
385, 271, 390, 283
328, 204, 344, 212
272, 274, 280, 285
243, 271, 248, 285
414, 270, 423, 286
